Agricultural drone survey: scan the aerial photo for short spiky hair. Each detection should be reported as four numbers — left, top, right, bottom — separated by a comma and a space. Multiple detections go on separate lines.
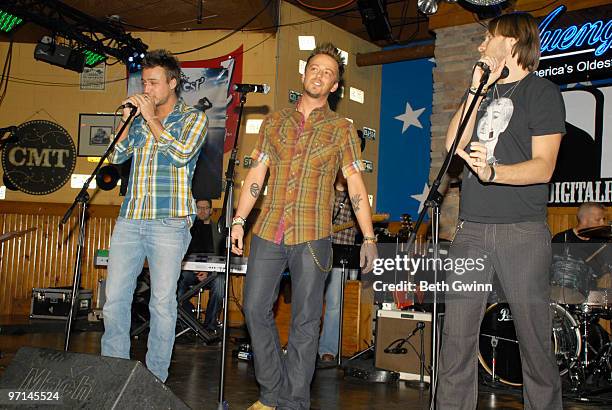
142, 49, 182, 96
306, 42, 345, 81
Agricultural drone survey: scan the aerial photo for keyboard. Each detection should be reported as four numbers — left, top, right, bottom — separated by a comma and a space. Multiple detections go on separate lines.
182, 256, 248, 275
94, 250, 248, 275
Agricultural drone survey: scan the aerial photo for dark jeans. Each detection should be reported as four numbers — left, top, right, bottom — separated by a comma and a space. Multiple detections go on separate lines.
177, 270, 224, 331
436, 221, 562, 410
244, 235, 331, 410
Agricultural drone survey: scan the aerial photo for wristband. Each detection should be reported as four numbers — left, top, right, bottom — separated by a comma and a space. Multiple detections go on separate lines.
488, 164, 496, 183
469, 86, 488, 97
231, 216, 246, 227
363, 235, 377, 243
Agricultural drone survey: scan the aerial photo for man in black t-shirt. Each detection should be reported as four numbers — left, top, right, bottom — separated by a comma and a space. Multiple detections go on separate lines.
177, 198, 225, 334
437, 13, 565, 410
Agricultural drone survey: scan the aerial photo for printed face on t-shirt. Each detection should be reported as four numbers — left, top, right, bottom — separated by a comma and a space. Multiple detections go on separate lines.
477, 97, 514, 164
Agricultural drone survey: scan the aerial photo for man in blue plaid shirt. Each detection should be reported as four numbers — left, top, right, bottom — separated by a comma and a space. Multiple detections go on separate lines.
101, 49, 208, 382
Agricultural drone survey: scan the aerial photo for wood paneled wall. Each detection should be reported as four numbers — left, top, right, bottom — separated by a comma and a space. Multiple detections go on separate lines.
0, 202, 248, 325
1, 203, 608, 318
0, 201, 117, 316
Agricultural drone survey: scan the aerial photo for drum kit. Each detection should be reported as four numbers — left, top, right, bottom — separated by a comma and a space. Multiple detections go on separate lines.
478, 225, 612, 401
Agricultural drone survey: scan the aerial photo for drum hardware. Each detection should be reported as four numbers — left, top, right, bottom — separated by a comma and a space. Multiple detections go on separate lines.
478, 303, 582, 387
478, 300, 612, 396
550, 255, 594, 304
491, 337, 498, 383
577, 225, 612, 239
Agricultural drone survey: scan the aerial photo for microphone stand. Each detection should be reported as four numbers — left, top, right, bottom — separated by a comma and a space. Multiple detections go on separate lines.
336, 257, 348, 367
405, 322, 429, 390
405, 70, 490, 407
217, 90, 248, 410
60, 107, 137, 351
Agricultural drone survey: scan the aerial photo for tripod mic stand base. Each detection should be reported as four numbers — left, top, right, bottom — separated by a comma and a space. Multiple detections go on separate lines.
342, 354, 399, 383
405, 379, 430, 390
343, 365, 399, 383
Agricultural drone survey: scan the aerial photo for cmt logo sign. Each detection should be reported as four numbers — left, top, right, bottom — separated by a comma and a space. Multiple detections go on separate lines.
1, 120, 76, 195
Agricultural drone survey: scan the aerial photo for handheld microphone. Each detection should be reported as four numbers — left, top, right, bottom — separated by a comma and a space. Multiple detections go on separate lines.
476, 62, 510, 80
233, 83, 270, 94
499, 66, 510, 80
475, 61, 491, 73
119, 102, 137, 110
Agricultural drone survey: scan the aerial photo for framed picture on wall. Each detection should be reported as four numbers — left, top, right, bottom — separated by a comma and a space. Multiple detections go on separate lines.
77, 113, 121, 157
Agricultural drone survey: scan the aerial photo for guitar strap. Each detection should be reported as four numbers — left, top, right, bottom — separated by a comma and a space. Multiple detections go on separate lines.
332, 190, 348, 224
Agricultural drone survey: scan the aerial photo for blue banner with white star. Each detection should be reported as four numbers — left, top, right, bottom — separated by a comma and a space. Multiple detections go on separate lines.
377, 58, 434, 221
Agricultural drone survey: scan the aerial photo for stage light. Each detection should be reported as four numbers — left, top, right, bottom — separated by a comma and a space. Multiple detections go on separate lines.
418, 0, 439, 15
34, 38, 86, 73
0, 10, 23, 33
95, 165, 119, 191
126, 50, 146, 73
83, 50, 106, 67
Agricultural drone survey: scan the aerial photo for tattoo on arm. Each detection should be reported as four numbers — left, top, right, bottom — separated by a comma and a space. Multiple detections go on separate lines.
250, 182, 261, 198
350, 193, 362, 213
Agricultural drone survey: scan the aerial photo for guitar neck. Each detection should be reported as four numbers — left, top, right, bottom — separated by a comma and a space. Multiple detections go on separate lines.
333, 213, 389, 233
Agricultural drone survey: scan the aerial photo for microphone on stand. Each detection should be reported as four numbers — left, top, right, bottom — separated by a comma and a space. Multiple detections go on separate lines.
233, 83, 270, 94
119, 102, 138, 111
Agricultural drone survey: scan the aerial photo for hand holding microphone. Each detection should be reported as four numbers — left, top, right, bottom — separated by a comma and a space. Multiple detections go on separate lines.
119, 94, 156, 122
472, 56, 507, 90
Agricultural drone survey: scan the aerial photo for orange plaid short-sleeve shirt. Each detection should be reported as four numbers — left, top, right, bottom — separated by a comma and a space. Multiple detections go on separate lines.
250, 103, 364, 245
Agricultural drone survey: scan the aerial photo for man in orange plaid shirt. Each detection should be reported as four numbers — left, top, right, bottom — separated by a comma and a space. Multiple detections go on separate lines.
230, 43, 378, 410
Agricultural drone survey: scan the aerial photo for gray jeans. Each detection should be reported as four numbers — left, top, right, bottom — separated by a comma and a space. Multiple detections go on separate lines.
244, 235, 331, 410
436, 221, 562, 410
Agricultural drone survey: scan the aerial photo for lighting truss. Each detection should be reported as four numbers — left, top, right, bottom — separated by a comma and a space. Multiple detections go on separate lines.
0, 0, 147, 66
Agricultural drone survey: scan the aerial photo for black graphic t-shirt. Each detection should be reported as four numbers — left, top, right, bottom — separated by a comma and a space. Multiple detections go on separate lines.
460, 73, 566, 223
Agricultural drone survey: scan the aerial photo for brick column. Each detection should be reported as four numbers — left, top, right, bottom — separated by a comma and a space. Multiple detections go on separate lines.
430, 22, 484, 239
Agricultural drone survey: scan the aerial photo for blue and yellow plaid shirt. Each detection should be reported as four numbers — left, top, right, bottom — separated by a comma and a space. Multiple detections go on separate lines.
110, 99, 208, 220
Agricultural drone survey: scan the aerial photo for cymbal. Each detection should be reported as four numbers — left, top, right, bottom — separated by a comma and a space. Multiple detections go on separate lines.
577, 225, 612, 239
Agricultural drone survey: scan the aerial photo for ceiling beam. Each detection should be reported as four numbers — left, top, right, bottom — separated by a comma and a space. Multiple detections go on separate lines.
356, 43, 434, 67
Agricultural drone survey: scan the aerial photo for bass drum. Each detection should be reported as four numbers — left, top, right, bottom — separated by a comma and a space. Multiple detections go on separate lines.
478, 303, 581, 386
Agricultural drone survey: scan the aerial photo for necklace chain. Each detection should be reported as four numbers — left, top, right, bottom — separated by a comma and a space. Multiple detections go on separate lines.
494, 76, 524, 100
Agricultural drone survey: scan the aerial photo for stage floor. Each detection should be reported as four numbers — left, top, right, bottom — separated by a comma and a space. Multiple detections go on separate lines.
0, 317, 608, 409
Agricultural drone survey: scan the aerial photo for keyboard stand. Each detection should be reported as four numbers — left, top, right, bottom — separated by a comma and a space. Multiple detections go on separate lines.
130, 273, 218, 343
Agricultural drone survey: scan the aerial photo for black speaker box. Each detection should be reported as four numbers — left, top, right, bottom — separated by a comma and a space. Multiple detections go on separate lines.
0, 347, 189, 409
357, 0, 392, 41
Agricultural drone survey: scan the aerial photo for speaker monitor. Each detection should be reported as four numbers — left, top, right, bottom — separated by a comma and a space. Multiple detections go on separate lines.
0, 347, 189, 409
357, 0, 393, 41
375, 310, 432, 381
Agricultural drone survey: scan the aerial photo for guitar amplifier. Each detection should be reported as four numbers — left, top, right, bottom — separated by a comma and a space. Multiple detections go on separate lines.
375, 309, 432, 381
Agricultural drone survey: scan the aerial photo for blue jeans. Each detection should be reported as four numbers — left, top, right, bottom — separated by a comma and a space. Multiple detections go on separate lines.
101, 216, 191, 382
318, 267, 344, 357
244, 235, 331, 410
177, 270, 225, 331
